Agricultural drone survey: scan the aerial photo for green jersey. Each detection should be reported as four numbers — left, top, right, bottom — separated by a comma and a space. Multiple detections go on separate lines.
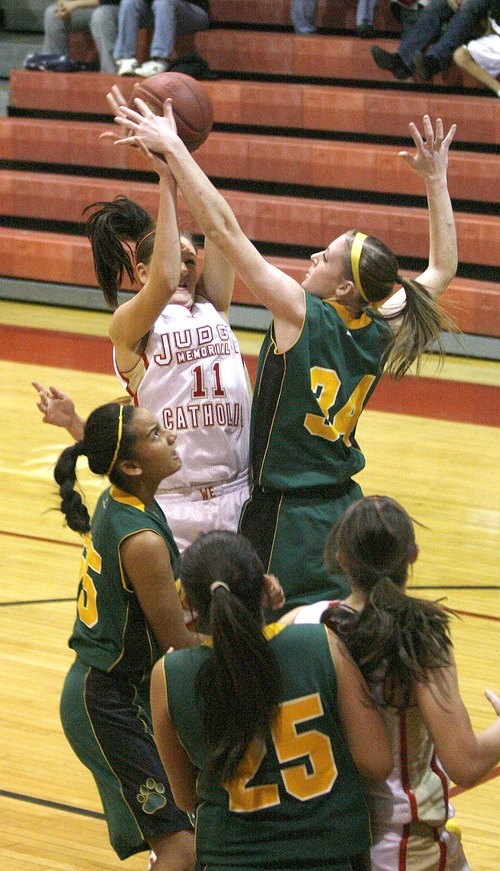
68, 485, 179, 677
162, 622, 370, 868
251, 292, 392, 491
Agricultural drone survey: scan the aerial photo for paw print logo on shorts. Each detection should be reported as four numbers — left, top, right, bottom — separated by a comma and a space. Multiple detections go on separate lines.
137, 778, 167, 814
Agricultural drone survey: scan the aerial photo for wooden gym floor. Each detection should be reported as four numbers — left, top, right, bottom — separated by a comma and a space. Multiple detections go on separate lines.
0, 300, 498, 869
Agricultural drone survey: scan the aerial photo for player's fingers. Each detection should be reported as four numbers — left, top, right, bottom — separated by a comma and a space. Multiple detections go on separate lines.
443, 123, 457, 148
131, 96, 155, 118
408, 121, 424, 150
49, 385, 65, 398
422, 114, 434, 144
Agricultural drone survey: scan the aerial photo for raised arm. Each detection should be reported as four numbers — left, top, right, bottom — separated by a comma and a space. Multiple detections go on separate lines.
196, 237, 235, 320
417, 654, 500, 788
108, 168, 181, 371
398, 116, 457, 300
32, 381, 85, 441
112, 98, 305, 346
103, 88, 182, 371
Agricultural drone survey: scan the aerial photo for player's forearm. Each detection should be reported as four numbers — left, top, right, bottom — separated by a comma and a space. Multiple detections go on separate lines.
425, 175, 457, 296
165, 138, 240, 251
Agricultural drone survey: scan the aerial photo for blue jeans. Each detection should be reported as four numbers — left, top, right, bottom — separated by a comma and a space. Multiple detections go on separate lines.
425, 0, 491, 68
397, 0, 454, 69
397, 0, 490, 70
43, 3, 118, 72
356, 0, 378, 27
290, 0, 318, 33
114, 0, 209, 61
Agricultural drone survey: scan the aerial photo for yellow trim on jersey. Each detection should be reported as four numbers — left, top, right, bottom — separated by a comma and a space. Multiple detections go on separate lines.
109, 485, 147, 512
324, 299, 373, 330
202, 621, 286, 649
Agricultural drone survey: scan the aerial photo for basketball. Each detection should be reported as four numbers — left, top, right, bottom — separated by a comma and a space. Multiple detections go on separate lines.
131, 72, 214, 153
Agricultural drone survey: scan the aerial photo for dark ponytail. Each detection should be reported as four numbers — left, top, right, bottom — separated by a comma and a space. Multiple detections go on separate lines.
322, 578, 453, 708
322, 495, 453, 708
180, 531, 282, 786
54, 402, 137, 534
83, 196, 155, 309
343, 230, 458, 379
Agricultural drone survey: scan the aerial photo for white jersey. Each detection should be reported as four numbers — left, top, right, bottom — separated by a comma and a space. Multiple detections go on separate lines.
115, 298, 251, 493
291, 601, 452, 827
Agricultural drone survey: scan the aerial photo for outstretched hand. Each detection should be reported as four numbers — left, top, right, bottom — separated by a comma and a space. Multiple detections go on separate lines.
32, 381, 84, 440
398, 115, 456, 181
485, 689, 500, 716
112, 97, 180, 160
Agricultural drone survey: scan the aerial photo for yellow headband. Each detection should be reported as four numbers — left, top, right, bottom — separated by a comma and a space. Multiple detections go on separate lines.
350, 232, 369, 302
106, 405, 124, 477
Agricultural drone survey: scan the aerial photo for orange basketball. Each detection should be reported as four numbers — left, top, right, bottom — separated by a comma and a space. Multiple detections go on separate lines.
131, 72, 214, 152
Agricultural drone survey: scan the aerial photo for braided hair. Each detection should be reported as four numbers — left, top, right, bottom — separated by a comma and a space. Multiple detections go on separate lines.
54, 403, 136, 533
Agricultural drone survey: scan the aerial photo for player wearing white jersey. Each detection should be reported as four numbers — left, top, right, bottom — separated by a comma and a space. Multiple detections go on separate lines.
282, 496, 500, 871
116, 297, 250, 551
33, 91, 250, 551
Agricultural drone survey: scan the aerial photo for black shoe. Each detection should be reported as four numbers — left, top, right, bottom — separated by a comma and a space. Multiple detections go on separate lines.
371, 45, 411, 80
413, 50, 440, 81
357, 24, 374, 38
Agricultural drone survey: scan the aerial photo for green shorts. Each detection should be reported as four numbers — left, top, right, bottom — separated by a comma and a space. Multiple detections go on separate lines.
240, 479, 362, 613
60, 658, 193, 859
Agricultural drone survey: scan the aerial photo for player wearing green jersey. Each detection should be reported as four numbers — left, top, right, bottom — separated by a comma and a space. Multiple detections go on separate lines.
150, 530, 392, 870
54, 402, 197, 870
111, 105, 458, 610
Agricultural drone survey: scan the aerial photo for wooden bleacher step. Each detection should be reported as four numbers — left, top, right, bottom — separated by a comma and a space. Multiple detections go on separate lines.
0, 169, 497, 268
9, 72, 499, 146
0, 118, 496, 204
195, 31, 485, 90
0, 227, 497, 337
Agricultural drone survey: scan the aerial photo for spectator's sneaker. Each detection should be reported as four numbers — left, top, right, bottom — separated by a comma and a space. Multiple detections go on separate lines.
371, 45, 411, 80
135, 59, 168, 78
116, 57, 138, 76
413, 50, 440, 81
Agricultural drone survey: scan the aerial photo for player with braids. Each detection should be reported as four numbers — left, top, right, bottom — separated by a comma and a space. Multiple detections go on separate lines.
150, 530, 392, 871
55, 401, 199, 870
110, 102, 459, 610
35, 86, 250, 554
284, 496, 500, 870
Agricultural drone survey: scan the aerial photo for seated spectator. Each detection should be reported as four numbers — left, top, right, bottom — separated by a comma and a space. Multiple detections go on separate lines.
356, 0, 378, 38
41, 0, 119, 73
114, 0, 210, 78
290, 0, 318, 34
453, 0, 500, 93
371, 0, 488, 79
390, 0, 431, 37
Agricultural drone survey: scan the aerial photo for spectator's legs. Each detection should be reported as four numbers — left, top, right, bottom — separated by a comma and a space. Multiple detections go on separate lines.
424, 0, 491, 69
90, 5, 119, 72
149, 0, 209, 60
356, 0, 378, 29
43, 4, 93, 56
114, 0, 151, 60
397, 0, 453, 69
291, 0, 318, 34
